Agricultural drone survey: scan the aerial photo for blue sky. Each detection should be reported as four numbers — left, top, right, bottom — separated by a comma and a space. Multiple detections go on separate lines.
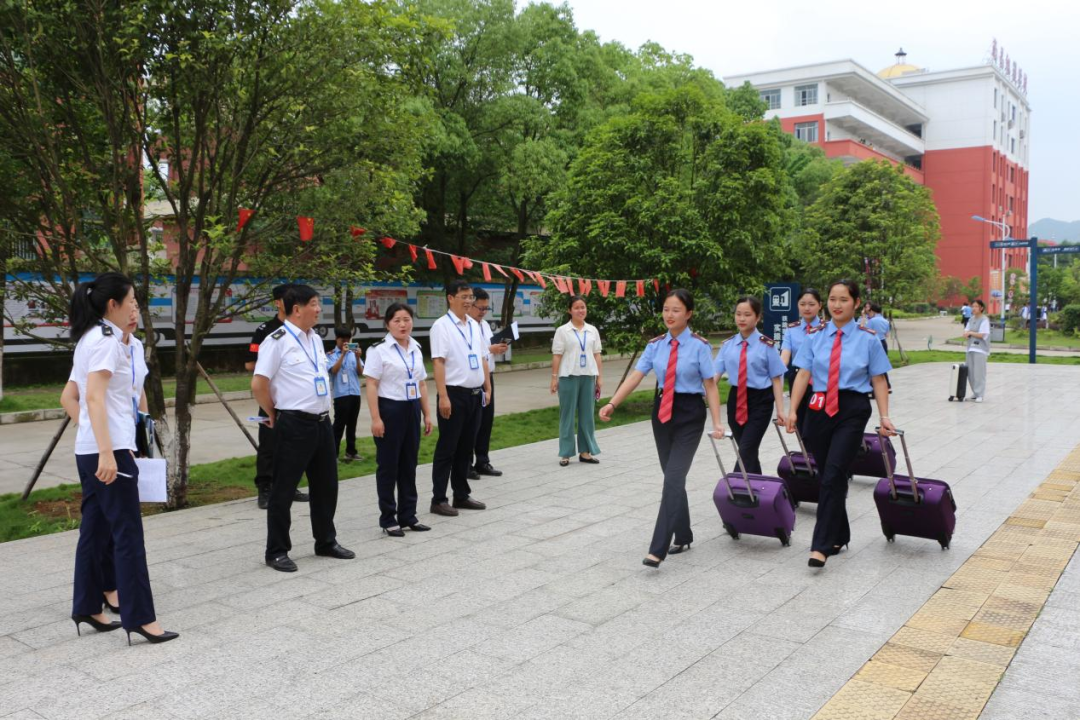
559, 0, 1078, 223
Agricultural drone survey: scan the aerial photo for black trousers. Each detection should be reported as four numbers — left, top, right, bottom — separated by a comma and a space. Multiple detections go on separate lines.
648, 393, 706, 559
432, 386, 481, 503
374, 398, 421, 528
255, 407, 274, 488
803, 390, 872, 554
73, 451, 155, 630
473, 374, 494, 468
727, 386, 773, 475
333, 395, 362, 456
266, 412, 339, 561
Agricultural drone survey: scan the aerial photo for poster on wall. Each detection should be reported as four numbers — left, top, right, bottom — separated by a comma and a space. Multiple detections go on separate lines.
364, 288, 408, 321
416, 290, 446, 319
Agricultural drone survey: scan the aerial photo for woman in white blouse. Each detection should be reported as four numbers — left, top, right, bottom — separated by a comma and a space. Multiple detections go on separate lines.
963, 299, 991, 402
550, 295, 603, 466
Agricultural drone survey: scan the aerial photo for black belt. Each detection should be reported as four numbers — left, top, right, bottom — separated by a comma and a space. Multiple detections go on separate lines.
276, 409, 330, 422
447, 385, 483, 395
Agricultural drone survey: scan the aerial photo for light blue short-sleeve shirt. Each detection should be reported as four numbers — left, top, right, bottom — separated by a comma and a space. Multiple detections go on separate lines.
794, 320, 892, 393
635, 327, 714, 394
714, 333, 787, 388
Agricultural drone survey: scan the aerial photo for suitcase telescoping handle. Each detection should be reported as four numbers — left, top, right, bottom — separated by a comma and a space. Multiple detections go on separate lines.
875, 427, 919, 503
706, 431, 758, 504
773, 419, 815, 476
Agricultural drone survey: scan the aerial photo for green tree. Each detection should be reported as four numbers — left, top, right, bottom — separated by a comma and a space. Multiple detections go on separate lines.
798, 160, 940, 306
961, 275, 983, 304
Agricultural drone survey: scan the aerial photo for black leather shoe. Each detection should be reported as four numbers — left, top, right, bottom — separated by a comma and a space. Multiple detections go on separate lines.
382, 527, 405, 538
257, 485, 270, 510
72, 614, 122, 636
315, 543, 355, 559
126, 627, 179, 646
642, 556, 661, 568
266, 555, 297, 572
294, 490, 309, 502
668, 543, 692, 555
430, 502, 459, 517
452, 497, 486, 511
406, 523, 431, 532
474, 463, 503, 477
467, 469, 481, 480
578, 455, 600, 464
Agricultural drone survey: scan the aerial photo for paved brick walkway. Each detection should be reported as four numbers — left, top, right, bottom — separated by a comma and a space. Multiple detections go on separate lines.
0, 362, 1077, 719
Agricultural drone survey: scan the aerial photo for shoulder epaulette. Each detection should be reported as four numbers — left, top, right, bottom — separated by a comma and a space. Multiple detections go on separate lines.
270, 327, 286, 340
758, 334, 775, 347
857, 325, 877, 335
691, 333, 710, 345
97, 322, 113, 337
256, 321, 268, 330
806, 324, 824, 334
648, 334, 665, 344
369, 339, 385, 348
787, 320, 801, 328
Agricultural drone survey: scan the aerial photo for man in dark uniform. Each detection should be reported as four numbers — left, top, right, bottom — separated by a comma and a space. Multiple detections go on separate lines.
246, 283, 308, 509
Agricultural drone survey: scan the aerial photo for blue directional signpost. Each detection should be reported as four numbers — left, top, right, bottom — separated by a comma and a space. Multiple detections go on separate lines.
764, 283, 800, 346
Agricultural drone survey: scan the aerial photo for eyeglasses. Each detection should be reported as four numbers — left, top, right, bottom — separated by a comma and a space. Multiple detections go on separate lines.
459, 295, 475, 301
475, 306, 490, 313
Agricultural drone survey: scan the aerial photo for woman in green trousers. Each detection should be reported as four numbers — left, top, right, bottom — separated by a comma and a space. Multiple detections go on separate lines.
551, 295, 603, 467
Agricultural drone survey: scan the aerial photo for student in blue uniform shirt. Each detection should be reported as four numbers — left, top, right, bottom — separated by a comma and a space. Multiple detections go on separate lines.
862, 303, 890, 351
786, 279, 896, 569
713, 296, 787, 474
780, 289, 823, 431
600, 289, 724, 569
327, 327, 364, 462
364, 303, 433, 537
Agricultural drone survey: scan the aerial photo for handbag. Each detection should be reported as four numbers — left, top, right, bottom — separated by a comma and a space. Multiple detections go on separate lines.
135, 412, 155, 458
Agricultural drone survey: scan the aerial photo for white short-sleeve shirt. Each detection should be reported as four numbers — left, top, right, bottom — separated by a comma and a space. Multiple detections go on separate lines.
253, 319, 332, 414
363, 334, 428, 401
428, 312, 487, 388
552, 322, 602, 377
69, 320, 147, 455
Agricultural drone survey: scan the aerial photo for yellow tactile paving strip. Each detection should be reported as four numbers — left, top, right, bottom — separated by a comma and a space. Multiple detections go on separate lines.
813, 448, 1080, 720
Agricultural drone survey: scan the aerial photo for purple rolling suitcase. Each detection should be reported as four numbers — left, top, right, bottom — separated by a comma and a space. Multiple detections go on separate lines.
710, 433, 796, 547
774, 421, 819, 507
849, 433, 897, 478
873, 430, 957, 550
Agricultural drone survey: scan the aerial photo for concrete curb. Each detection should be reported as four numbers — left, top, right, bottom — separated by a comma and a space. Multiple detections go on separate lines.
944, 339, 1080, 352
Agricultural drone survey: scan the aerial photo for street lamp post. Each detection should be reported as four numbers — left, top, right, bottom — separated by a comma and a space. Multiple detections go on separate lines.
972, 214, 1012, 324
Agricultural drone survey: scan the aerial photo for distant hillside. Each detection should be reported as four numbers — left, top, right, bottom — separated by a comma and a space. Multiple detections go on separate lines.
1030, 218, 1080, 243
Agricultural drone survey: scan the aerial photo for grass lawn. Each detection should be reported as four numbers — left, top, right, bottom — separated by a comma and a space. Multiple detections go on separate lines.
1, 384, 733, 544
891, 349, 1080, 366
945, 329, 1080, 350
0, 374, 255, 415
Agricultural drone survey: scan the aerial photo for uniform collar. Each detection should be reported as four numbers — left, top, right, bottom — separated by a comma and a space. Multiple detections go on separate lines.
667, 326, 694, 345
101, 318, 124, 337
805, 317, 822, 328
734, 331, 760, 347
448, 310, 469, 327
383, 333, 419, 351
284, 319, 314, 339
825, 319, 855, 337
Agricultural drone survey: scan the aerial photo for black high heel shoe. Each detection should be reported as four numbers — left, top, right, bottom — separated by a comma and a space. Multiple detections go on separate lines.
826, 543, 849, 557
642, 556, 661, 568
126, 627, 179, 646
808, 552, 827, 568
668, 543, 692, 555
104, 594, 119, 613
383, 527, 406, 537
72, 614, 122, 635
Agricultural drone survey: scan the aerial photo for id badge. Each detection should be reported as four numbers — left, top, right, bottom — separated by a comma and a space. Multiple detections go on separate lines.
579, 353, 587, 368
468, 353, 480, 370
314, 376, 329, 397
405, 382, 419, 400
808, 392, 825, 412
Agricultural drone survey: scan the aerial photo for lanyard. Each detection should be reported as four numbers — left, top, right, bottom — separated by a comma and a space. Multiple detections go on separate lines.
129, 344, 138, 418
283, 324, 319, 371
572, 328, 588, 353
448, 312, 473, 351
393, 343, 416, 380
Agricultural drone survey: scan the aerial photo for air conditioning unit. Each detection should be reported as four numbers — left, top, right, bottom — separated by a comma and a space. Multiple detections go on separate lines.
1008, 120, 1015, 129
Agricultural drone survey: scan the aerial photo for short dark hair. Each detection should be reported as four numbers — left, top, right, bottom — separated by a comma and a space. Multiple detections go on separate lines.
568, 294, 586, 310
735, 295, 763, 318
70, 272, 134, 342
383, 302, 414, 325
798, 288, 822, 304
445, 279, 471, 300
284, 284, 319, 315
334, 326, 352, 340
828, 279, 861, 304
271, 283, 295, 301
972, 299, 986, 311
869, 303, 883, 314
472, 287, 489, 301
664, 288, 694, 312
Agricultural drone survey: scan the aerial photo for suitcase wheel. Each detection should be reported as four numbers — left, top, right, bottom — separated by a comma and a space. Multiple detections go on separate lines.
723, 522, 740, 541
939, 536, 951, 550
881, 523, 895, 542
776, 529, 791, 547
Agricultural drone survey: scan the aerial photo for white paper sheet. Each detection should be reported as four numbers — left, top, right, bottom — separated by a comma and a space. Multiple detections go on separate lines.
135, 458, 168, 503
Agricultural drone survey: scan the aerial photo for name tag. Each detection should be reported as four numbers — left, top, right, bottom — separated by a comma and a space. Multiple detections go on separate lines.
314, 376, 328, 397
468, 353, 480, 370
579, 353, 587, 368
405, 382, 418, 400
809, 392, 825, 411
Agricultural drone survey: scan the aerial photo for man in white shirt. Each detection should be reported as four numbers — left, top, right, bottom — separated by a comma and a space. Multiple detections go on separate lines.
428, 279, 491, 516
468, 287, 508, 479
252, 284, 355, 572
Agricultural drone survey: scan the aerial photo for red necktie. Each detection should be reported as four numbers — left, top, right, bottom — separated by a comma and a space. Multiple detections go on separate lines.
658, 338, 679, 423
736, 341, 748, 425
825, 329, 843, 417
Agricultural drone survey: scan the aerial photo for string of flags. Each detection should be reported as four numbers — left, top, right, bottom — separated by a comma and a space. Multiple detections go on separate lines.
236, 208, 664, 299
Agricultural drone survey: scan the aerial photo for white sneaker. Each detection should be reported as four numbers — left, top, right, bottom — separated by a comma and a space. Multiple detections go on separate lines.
973, 396, 983, 403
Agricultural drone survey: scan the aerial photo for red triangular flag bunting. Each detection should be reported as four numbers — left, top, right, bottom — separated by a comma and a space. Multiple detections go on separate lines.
463, 258, 474, 270
492, 264, 509, 278
408, 244, 418, 262
653, 279, 660, 293
616, 281, 626, 298
482, 263, 492, 282
426, 249, 437, 270
297, 216, 314, 242
536, 274, 547, 289
237, 208, 254, 232
511, 268, 525, 282
583, 279, 592, 296
598, 280, 610, 297
450, 255, 465, 275
636, 280, 645, 297
350, 226, 366, 238
381, 237, 396, 249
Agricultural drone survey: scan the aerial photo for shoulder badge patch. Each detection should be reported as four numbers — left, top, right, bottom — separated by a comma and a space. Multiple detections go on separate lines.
98, 321, 113, 337
758, 334, 775, 347
787, 320, 801, 328
806, 324, 824, 335
857, 325, 877, 335
691, 333, 710, 345
648, 334, 666, 344
270, 327, 286, 340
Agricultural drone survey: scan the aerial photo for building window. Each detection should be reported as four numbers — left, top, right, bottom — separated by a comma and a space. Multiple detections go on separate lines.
993, 120, 997, 142
760, 88, 781, 110
795, 84, 818, 106
994, 87, 998, 109
1011, 137, 1016, 154
794, 121, 819, 143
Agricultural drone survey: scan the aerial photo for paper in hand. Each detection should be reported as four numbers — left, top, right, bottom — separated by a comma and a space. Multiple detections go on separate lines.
491, 321, 520, 344
135, 458, 168, 503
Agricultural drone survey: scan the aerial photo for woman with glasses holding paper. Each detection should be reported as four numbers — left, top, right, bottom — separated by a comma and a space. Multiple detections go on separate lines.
62, 272, 177, 645
551, 295, 604, 467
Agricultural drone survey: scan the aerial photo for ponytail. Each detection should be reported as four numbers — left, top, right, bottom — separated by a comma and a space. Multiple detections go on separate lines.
69, 272, 133, 342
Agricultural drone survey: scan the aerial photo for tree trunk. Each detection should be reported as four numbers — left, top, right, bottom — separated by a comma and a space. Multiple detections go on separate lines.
333, 284, 344, 329
165, 364, 198, 509
500, 200, 530, 328
0, 237, 6, 404
344, 286, 355, 330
